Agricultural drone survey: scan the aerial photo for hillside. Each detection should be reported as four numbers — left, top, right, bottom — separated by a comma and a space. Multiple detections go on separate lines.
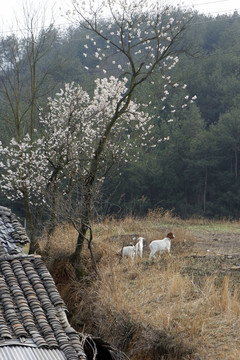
40, 212, 240, 359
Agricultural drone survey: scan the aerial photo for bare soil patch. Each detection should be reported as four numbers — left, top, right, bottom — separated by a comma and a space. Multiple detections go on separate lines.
179, 230, 240, 288
189, 230, 240, 256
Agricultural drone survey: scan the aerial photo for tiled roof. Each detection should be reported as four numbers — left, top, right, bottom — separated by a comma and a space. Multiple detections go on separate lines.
0, 206, 87, 360
0, 206, 30, 256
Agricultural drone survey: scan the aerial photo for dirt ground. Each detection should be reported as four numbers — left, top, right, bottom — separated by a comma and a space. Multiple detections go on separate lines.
190, 230, 240, 255
179, 230, 240, 287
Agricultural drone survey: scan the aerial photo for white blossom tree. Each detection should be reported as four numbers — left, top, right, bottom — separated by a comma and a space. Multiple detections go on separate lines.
66, 0, 194, 276
0, 77, 154, 255
41, 78, 153, 233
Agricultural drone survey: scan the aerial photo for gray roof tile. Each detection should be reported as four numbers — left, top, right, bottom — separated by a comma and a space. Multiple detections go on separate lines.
0, 207, 87, 360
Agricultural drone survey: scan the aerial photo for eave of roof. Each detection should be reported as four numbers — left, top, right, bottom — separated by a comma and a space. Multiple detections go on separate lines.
0, 345, 67, 360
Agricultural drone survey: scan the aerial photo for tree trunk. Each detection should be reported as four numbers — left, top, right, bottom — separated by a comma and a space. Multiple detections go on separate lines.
23, 190, 41, 254
70, 222, 89, 278
70, 179, 93, 278
47, 183, 58, 236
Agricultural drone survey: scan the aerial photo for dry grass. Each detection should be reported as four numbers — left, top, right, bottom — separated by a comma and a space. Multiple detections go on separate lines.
40, 213, 240, 359
96, 256, 240, 359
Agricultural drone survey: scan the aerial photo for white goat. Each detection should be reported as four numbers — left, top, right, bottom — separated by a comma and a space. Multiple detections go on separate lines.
149, 232, 175, 259
122, 245, 136, 259
135, 237, 144, 259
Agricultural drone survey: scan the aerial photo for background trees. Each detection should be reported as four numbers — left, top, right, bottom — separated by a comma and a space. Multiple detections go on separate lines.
0, 5, 240, 263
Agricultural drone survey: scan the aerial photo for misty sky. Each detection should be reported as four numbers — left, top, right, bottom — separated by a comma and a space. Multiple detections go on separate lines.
0, 0, 240, 35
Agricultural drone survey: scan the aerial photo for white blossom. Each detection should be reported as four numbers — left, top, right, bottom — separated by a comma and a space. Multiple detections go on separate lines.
0, 77, 155, 205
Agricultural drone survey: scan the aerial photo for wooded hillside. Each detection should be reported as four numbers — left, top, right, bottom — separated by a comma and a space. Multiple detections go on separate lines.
1, 9, 240, 221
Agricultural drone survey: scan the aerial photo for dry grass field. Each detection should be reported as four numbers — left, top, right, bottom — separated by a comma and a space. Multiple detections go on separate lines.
40, 210, 240, 360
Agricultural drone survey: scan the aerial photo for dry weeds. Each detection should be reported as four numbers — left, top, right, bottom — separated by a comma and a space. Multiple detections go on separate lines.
40, 213, 240, 359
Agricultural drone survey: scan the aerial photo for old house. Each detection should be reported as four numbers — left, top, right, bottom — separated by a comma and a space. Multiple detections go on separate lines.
0, 206, 120, 360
